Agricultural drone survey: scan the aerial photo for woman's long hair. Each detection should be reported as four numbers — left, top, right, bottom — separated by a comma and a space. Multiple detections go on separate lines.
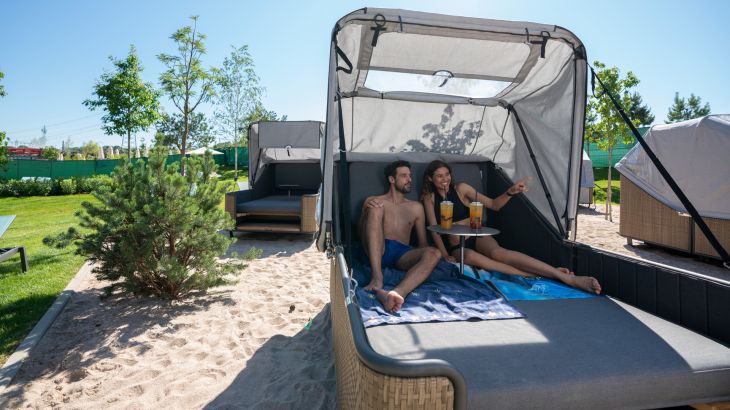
421, 160, 454, 201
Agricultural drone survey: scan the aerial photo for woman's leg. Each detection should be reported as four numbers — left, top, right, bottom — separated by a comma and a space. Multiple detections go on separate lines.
452, 248, 534, 278
475, 237, 601, 294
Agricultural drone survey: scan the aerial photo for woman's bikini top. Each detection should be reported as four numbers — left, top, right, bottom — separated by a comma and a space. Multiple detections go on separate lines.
433, 186, 470, 223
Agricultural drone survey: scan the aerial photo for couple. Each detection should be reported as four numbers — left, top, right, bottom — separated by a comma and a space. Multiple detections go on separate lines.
360, 160, 601, 313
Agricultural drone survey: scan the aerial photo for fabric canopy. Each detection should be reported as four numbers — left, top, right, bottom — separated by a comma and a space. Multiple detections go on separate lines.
319, 8, 588, 241
187, 147, 223, 155
581, 150, 594, 189
248, 121, 324, 184
616, 115, 730, 220
579, 150, 594, 205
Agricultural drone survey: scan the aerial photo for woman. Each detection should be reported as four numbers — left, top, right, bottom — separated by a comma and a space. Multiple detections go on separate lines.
421, 160, 601, 294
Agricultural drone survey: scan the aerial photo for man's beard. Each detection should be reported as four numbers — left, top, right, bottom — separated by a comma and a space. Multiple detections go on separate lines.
396, 183, 411, 194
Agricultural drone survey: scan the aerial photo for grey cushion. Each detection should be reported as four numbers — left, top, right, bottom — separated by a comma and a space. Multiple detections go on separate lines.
366, 297, 730, 409
236, 195, 301, 215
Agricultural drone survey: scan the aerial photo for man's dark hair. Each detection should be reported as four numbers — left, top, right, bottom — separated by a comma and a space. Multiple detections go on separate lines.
384, 160, 411, 184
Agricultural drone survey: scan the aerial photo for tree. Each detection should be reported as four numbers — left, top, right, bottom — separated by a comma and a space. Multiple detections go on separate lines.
29, 135, 47, 147
154, 111, 214, 149
0, 70, 7, 170
61, 137, 74, 154
41, 146, 60, 161
81, 141, 101, 159
627, 92, 655, 126
666, 92, 711, 123
44, 148, 260, 299
84, 45, 160, 157
586, 61, 642, 222
158, 16, 215, 174
213, 45, 264, 180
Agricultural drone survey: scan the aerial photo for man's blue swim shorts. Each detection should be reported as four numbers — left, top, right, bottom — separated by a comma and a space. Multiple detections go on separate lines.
380, 239, 412, 268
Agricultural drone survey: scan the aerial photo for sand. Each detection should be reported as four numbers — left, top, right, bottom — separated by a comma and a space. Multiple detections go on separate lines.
2, 205, 729, 409
0, 234, 335, 409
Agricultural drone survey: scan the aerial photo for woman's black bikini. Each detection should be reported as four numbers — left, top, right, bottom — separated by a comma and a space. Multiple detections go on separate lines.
433, 187, 478, 254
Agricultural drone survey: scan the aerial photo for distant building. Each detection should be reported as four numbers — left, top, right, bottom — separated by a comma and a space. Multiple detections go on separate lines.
8, 147, 42, 160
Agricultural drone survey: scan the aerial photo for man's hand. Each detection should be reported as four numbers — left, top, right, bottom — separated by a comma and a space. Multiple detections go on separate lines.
364, 197, 384, 208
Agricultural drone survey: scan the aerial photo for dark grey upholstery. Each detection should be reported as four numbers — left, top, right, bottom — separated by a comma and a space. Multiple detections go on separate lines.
366, 296, 730, 409
274, 162, 321, 192
236, 195, 301, 215
234, 162, 320, 218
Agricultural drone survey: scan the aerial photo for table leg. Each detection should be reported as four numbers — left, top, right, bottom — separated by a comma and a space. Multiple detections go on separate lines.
19, 246, 28, 272
459, 236, 465, 276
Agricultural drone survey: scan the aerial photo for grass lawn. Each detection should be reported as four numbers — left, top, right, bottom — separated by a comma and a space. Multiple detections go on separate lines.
0, 164, 248, 365
217, 166, 248, 183
0, 195, 94, 365
592, 167, 621, 205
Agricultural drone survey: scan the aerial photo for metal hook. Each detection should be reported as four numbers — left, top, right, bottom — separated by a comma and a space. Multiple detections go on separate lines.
371, 13, 387, 47
433, 70, 454, 87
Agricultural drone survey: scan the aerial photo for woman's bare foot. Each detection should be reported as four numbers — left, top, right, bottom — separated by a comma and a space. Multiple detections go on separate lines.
557, 267, 575, 276
374, 288, 405, 313
569, 276, 602, 294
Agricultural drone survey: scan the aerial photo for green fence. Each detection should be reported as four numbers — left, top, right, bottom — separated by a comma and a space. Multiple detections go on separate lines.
219, 147, 248, 168
584, 126, 650, 168
0, 154, 226, 180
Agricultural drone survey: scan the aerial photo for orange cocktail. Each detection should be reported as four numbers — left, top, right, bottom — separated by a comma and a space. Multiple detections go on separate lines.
440, 201, 453, 230
469, 201, 483, 229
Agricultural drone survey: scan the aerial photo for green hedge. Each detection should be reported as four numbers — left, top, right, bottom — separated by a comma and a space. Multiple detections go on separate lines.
0, 154, 225, 180
0, 175, 113, 197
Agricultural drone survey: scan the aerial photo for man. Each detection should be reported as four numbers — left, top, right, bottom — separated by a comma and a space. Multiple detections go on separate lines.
359, 160, 441, 313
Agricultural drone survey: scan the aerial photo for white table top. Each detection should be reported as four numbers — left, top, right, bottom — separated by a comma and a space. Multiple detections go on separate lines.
427, 224, 499, 237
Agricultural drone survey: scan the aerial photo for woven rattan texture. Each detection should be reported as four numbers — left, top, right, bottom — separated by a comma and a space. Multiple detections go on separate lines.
619, 177, 692, 251
331, 260, 454, 409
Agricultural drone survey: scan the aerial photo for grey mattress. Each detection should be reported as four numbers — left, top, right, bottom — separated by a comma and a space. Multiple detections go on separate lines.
365, 297, 730, 409
236, 195, 301, 215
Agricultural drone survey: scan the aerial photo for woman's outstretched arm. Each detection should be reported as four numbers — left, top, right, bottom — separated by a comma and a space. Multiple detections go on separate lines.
457, 177, 530, 211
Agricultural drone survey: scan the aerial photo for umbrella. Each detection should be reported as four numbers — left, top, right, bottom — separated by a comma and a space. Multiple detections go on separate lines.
106, 146, 114, 158
187, 147, 224, 155
57, 153, 64, 161
143, 146, 149, 157
134, 147, 140, 158
98, 146, 105, 160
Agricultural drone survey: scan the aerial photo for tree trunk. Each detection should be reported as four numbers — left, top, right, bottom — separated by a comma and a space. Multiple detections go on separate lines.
606, 149, 613, 222
181, 100, 189, 175
234, 141, 238, 181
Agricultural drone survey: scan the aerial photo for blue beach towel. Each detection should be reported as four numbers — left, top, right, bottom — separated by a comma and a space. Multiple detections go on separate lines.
460, 265, 598, 301
353, 259, 524, 328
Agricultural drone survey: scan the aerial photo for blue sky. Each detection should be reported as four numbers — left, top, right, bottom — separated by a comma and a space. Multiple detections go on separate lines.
1, 0, 728, 148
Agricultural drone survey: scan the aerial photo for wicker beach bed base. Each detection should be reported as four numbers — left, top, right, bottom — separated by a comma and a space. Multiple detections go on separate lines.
620, 177, 730, 259
331, 260, 454, 410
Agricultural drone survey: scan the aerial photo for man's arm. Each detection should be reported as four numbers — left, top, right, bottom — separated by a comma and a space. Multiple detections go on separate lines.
413, 203, 429, 248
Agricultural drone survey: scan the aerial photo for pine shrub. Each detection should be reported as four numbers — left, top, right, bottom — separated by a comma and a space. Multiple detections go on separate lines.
47, 148, 249, 299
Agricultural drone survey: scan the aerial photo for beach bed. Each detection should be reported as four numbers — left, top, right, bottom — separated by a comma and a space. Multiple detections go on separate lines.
319, 8, 730, 409
226, 121, 323, 235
